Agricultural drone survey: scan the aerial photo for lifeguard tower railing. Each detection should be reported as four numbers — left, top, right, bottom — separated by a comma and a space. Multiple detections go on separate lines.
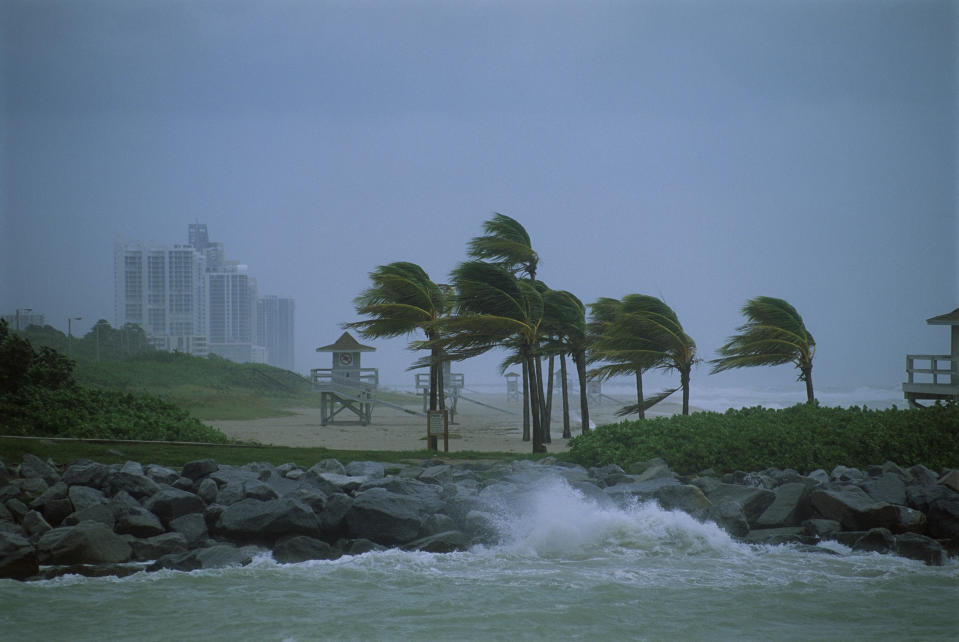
310, 367, 379, 425
902, 354, 957, 406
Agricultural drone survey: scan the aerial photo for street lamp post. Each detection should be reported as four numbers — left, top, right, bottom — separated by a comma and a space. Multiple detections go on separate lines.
15, 308, 33, 331
68, 316, 82, 357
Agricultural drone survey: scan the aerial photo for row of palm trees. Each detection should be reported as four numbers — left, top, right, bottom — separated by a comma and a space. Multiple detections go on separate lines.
346, 214, 816, 453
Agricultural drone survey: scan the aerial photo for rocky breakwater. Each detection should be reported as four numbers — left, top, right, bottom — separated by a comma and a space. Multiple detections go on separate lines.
1, 453, 957, 580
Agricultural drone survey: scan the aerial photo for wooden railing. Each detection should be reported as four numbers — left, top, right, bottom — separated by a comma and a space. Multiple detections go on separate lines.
310, 367, 379, 389
905, 354, 953, 384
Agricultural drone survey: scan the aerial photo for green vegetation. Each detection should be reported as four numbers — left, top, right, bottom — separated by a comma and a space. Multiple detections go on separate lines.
0, 437, 542, 470
567, 403, 959, 474
0, 320, 229, 443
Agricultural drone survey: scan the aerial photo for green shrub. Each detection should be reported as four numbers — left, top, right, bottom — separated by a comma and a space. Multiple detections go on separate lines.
566, 403, 959, 474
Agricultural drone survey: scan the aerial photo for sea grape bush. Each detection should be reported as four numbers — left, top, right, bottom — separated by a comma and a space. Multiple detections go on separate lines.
566, 403, 959, 474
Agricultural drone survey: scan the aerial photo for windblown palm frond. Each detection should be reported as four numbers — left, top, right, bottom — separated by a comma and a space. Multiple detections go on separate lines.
467, 213, 539, 280
710, 296, 816, 403
615, 387, 679, 417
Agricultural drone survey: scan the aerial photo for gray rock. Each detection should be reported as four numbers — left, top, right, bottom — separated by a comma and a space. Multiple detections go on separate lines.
907, 464, 939, 488
859, 473, 906, 506
345, 461, 385, 479
148, 544, 260, 572
0, 460, 14, 486
830, 465, 865, 483
243, 480, 279, 502
891, 506, 927, 534
5, 498, 28, 521
0, 531, 39, 580
315, 472, 368, 493
144, 464, 180, 486
635, 463, 677, 483
272, 535, 337, 563
421, 513, 457, 536
105, 472, 161, 499
654, 484, 710, 513
22, 510, 52, 539
37, 521, 132, 565
64, 504, 116, 529
802, 519, 842, 540
704, 483, 776, 525
755, 482, 812, 528
851, 527, 896, 554
16, 476, 49, 500
29, 481, 68, 509
807, 469, 829, 485
192, 477, 218, 505
113, 506, 165, 538
169, 513, 209, 547
309, 459, 346, 476
342, 539, 386, 555
68, 485, 107, 512
218, 482, 246, 506
927, 497, 959, 540
359, 478, 446, 513
626, 457, 669, 476
894, 532, 947, 566
62, 461, 109, 488
696, 501, 750, 538
418, 464, 453, 485
128, 532, 189, 561
939, 469, 959, 493
604, 477, 680, 504
284, 468, 306, 481
20, 454, 59, 485
905, 484, 952, 513
810, 487, 900, 531
216, 498, 320, 541
464, 510, 499, 543
144, 488, 206, 526
172, 477, 194, 491
346, 488, 424, 545
316, 493, 353, 535
740, 527, 812, 546
182, 459, 219, 481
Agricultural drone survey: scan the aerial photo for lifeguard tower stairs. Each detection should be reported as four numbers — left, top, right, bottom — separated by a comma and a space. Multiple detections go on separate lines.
311, 332, 379, 425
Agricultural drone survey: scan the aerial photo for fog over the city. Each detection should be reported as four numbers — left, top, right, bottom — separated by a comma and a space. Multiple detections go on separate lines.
2, 1, 956, 397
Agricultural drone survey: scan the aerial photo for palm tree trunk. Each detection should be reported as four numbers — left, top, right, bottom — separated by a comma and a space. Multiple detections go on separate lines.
635, 370, 646, 420
521, 361, 530, 441
544, 354, 555, 444
437, 361, 446, 411
681, 367, 690, 415
535, 355, 546, 434
803, 366, 814, 404
560, 353, 571, 439
429, 347, 439, 411
574, 350, 590, 434
527, 352, 546, 453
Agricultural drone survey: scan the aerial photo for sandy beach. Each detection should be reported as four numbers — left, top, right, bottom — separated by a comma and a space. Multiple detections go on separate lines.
206, 391, 687, 454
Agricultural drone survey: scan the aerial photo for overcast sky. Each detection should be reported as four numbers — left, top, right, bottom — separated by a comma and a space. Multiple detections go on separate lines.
2, 0, 956, 395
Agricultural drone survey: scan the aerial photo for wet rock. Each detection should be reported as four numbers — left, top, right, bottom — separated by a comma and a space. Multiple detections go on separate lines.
37, 521, 132, 565
143, 464, 180, 486
703, 483, 775, 526
148, 544, 260, 572
345, 461, 385, 479
740, 527, 813, 546
403, 530, 468, 553
654, 484, 710, 513
754, 482, 812, 528
309, 459, 346, 476
105, 472, 160, 499
216, 498, 320, 542
128, 532, 189, 561
68, 485, 106, 513
810, 487, 899, 531
144, 488, 206, 526
316, 493, 353, 536
169, 513, 209, 547
907, 464, 939, 488
41, 498, 73, 528
113, 506, 165, 538
802, 519, 842, 540
20, 454, 59, 486
342, 539, 385, 555
0, 531, 39, 580
272, 535, 337, 563
418, 464, 453, 485
346, 488, 424, 545
64, 504, 116, 529
195, 478, 219, 505
938, 470, 959, 493
697, 500, 750, 538
243, 480, 279, 502
852, 528, 896, 554
895, 532, 946, 566
62, 461, 109, 489
927, 497, 959, 540
21, 510, 52, 540
830, 465, 865, 484
5, 498, 28, 521
859, 473, 906, 506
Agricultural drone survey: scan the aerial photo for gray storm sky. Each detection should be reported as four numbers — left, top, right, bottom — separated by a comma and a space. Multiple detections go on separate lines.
2, 0, 957, 393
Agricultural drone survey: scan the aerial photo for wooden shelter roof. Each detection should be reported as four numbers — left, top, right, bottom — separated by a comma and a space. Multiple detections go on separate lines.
926, 308, 959, 326
316, 331, 376, 352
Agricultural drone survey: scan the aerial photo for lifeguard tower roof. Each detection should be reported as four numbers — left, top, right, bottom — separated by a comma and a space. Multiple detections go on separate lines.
926, 308, 959, 325
316, 331, 376, 353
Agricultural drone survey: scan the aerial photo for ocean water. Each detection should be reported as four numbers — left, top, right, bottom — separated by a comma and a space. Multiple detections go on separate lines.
3, 476, 957, 641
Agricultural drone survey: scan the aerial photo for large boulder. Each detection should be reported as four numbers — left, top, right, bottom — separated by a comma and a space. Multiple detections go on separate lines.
0, 531, 38, 580
852, 528, 896, 554
144, 488, 206, 526
895, 532, 947, 566
403, 530, 468, 553
148, 544, 260, 572
272, 535, 337, 563
62, 461, 110, 489
810, 487, 900, 531
703, 483, 776, 525
113, 506, 165, 538
169, 513, 209, 547
653, 484, 710, 513
754, 482, 812, 528
182, 459, 219, 481
68, 485, 107, 512
105, 472, 161, 499
216, 498, 320, 542
927, 497, 959, 540
128, 532, 189, 562
344, 461, 385, 479
37, 521, 132, 565
859, 473, 906, 506
345, 487, 426, 545
20, 454, 60, 486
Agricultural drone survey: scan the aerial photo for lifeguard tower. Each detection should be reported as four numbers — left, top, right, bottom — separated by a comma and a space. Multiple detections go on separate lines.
312, 332, 378, 425
505, 372, 520, 401
414, 361, 465, 420
903, 307, 959, 407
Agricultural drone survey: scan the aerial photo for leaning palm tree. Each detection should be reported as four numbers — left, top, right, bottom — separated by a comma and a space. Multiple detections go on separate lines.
588, 296, 677, 419
424, 260, 548, 453
601, 295, 697, 415
344, 262, 448, 410
710, 296, 816, 404
541, 289, 590, 435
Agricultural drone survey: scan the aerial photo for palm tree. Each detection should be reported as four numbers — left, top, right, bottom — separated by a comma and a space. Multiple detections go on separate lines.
541, 289, 589, 435
588, 296, 677, 419
429, 260, 548, 453
710, 296, 816, 404
344, 262, 448, 410
600, 295, 697, 415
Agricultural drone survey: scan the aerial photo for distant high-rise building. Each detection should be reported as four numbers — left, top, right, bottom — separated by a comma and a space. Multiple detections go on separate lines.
113, 241, 207, 350
257, 295, 295, 371
1, 312, 46, 330
113, 224, 289, 365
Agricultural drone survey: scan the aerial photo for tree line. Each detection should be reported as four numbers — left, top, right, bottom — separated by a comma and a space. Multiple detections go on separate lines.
346, 214, 817, 454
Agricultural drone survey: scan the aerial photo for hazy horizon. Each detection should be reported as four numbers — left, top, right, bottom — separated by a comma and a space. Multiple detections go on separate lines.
3, 1, 956, 395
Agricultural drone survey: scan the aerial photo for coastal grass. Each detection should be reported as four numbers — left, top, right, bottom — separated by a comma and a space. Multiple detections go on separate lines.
567, 402, 959, 474
0, 436, 545, 470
